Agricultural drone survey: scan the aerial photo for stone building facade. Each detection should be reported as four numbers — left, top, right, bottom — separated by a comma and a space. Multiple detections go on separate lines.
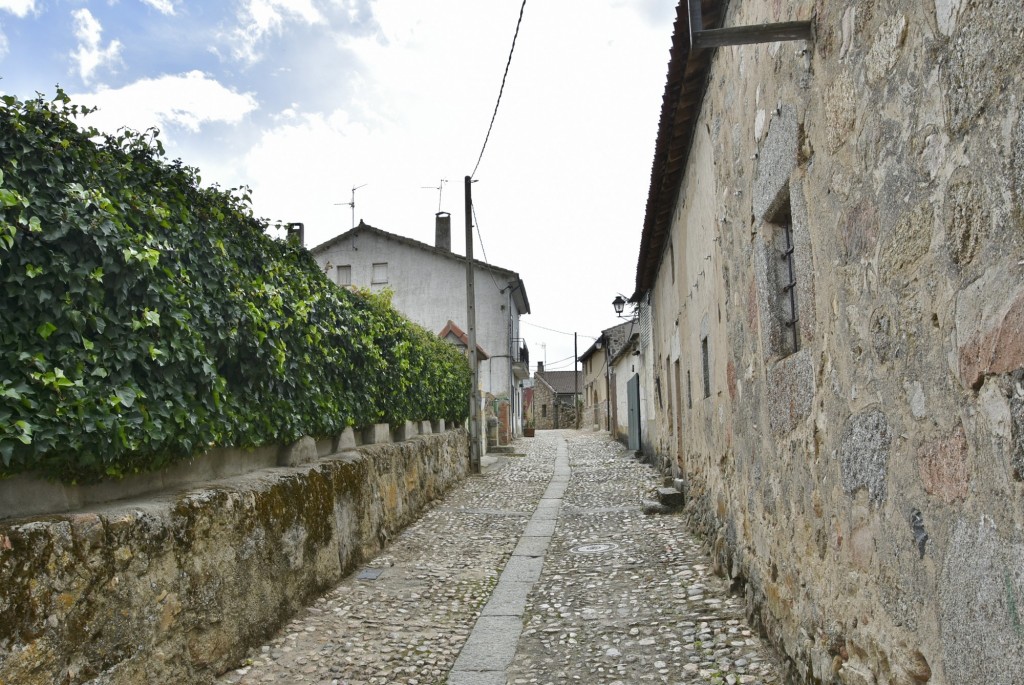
579, 322, 635, 432
530, 366, 581, 430
635, 1, 1024, 684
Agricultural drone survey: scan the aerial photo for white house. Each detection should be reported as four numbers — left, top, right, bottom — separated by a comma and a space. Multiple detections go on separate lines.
309, 215, 531, 441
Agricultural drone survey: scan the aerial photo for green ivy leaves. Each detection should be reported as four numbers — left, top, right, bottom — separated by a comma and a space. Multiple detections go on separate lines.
0, 92, 470, 483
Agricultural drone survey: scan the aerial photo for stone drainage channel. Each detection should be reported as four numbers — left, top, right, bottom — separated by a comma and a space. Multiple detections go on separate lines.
447, 439, 572, 684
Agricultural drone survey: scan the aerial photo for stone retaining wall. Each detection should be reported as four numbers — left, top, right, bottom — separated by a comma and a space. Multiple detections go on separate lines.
0, 428, 469, 685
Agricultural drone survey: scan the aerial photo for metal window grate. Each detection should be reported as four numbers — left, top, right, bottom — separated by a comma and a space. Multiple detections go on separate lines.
701, 336, 710, 399
780, 223, 799, 353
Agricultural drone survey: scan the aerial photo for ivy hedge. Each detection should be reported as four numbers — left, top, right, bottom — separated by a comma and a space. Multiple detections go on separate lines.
0, 91, 471, 483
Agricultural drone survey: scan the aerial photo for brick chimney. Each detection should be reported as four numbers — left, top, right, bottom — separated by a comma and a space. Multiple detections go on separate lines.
536, 361, 544, 373
435, 212, 451, 252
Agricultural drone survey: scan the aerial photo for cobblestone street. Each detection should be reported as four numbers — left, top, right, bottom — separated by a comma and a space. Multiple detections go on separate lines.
218, 430, 782, 685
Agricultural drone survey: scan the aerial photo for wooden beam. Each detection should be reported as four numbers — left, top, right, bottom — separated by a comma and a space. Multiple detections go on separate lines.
693, 21, 812, 48
687, 0, 704, 49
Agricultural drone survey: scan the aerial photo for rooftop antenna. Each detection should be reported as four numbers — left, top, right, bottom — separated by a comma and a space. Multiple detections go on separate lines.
421, 178, 448, 213
335, 183, 367, 228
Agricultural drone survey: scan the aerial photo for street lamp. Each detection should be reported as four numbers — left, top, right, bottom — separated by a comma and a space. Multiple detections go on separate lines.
610, 292, 626, 317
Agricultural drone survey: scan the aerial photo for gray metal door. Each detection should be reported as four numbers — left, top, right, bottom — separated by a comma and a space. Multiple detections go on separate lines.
627, 374, 641, 451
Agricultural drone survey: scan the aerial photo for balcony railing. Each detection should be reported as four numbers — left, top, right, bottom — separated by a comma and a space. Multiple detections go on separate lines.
512, 338, 529, 379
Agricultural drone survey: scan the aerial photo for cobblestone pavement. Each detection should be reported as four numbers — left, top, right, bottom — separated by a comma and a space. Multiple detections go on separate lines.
217, 430, 782, 685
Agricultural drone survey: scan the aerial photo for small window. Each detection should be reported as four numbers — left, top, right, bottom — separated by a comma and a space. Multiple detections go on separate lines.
336, 265, 351, 286
687, 370, 692, 409
541, 404, 547, 418
777, 214, 799, 355
371, 262, 388, 284
701, 336, 710, 399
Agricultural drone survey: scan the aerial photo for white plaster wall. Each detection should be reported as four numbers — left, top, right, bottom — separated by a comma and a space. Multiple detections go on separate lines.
314, 230, 522, 399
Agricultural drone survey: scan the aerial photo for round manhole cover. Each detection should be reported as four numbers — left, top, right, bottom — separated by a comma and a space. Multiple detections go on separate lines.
571, 543, 619, 554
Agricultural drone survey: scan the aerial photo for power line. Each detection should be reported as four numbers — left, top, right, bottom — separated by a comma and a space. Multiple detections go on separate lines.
470, 0, 527, 179
523, 320, 597, 339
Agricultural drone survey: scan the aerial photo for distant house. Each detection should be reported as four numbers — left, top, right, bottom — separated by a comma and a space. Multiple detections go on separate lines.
579, 321, 635, 432
309, 215, 531, 442
531, 363, 581, 430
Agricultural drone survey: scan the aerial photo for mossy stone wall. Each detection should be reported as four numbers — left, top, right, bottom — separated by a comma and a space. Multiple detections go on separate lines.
0, 429, 469, 685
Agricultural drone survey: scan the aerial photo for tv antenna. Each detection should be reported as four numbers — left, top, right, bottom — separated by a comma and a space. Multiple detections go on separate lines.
335, 183, 367, 228
421, 178, 448, 213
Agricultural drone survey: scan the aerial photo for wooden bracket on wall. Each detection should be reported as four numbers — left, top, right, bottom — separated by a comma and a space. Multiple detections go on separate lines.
688, 0, 812, 49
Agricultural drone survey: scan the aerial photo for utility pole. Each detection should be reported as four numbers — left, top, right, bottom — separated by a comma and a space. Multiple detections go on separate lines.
464, 176, 481, 474
574, 332, 579, 428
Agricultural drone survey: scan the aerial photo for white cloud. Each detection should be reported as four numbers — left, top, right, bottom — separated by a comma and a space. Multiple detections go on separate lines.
70, 9, 122, 84
140, 0, 177, 16
229, 0, 325, 64
73, 71, 258, 137
0, 29, 8, 60
0, 0, 35, 18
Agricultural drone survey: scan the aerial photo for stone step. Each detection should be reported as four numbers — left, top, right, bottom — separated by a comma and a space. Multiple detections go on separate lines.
656, 486, 684, 508
642, 499, 673, 515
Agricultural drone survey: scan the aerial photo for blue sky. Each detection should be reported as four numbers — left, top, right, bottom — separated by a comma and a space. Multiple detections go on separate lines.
1, 0, 677, 371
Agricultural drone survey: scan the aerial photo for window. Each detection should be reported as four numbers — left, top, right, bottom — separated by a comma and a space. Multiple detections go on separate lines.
541, 404, 547, 418
701, 336, 710, 399
687, 370, 693, 409
371, 262, 388, 285
777, 212, 799, 354
757, 198, 802, 360
336, 265, 351, 286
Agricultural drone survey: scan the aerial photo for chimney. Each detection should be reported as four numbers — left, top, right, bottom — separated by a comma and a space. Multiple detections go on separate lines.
536, 361, 544, 373
435, 212, 451, 252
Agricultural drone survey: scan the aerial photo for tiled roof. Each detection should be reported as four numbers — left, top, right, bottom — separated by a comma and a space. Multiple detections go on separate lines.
537, 370, 582, 395
310, 221, 530, 314
438, 320, 490, 360
634, 0, 724, 298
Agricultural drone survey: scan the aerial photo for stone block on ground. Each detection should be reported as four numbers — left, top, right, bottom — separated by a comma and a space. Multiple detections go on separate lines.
656, 486, 684, 508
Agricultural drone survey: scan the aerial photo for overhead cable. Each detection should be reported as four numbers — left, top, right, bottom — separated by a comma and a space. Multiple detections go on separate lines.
470, 0, 527, 179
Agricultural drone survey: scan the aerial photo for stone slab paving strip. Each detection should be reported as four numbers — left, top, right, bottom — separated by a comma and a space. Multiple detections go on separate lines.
448, 437, 571, 682
216, 431, 781, 685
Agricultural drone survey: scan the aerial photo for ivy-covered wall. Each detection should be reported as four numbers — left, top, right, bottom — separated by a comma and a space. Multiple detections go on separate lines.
0, 92, 471, 483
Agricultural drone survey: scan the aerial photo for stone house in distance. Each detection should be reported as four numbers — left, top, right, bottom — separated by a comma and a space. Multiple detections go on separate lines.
310, 216, 531, 442
634, 1, 1024, 684
530, 364, 581, 430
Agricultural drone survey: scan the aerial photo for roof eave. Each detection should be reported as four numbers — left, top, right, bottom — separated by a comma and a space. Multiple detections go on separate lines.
633, 0, 725, 299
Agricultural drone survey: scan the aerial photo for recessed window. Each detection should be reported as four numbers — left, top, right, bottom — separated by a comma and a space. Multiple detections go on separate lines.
371, 262, 388, 285
701, 336, 710, 399
336, 265, 351, 286
541, 404, 547, 418
687, 370, 693, 409
776, 211, 799, 355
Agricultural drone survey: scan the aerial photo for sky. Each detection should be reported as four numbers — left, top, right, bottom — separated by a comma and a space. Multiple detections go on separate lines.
0, 0, 677, 374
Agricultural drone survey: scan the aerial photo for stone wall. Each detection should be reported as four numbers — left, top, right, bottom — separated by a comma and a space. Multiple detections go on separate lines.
532, 380, 578, 430
645, 1, 1024, 684
0, 429, 469, 685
